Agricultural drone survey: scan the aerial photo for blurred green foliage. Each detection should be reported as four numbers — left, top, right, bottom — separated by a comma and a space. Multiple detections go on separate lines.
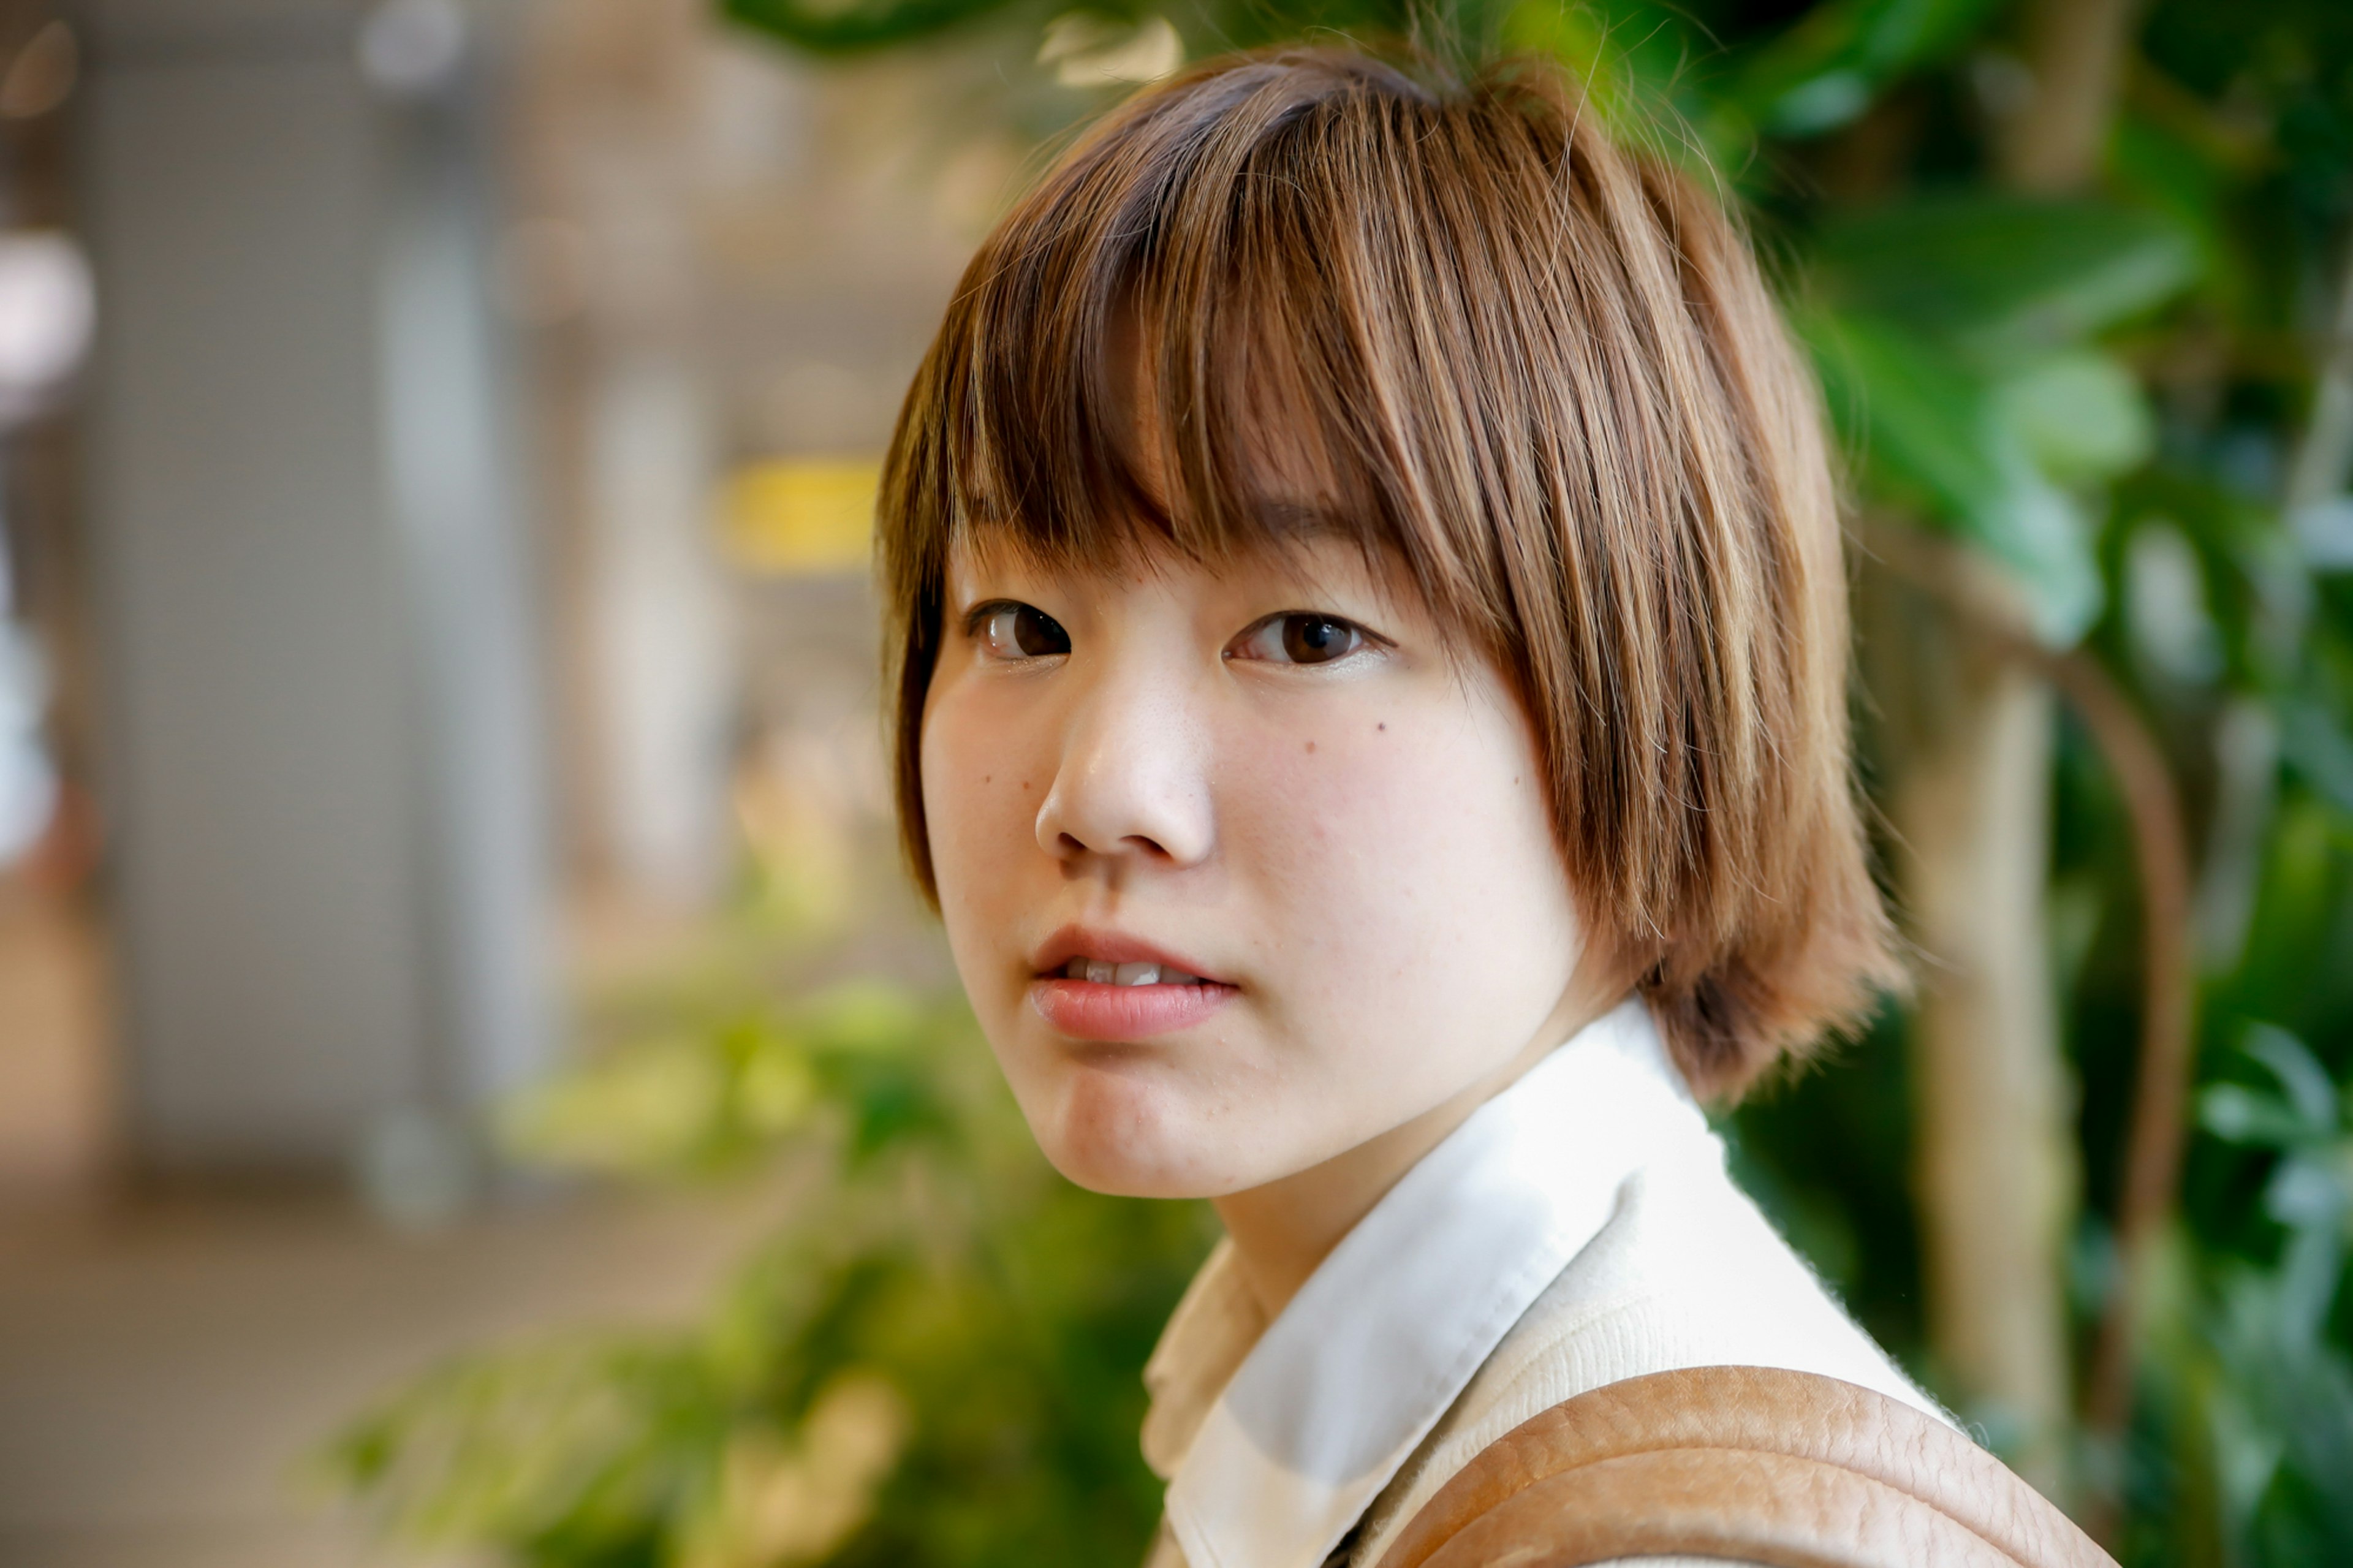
2164, 1026, 2353, 1562
330, 1, 2353, 1564
329, 982, 1218, 1567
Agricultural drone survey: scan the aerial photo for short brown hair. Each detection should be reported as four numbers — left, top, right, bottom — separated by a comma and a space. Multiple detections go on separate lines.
877, 47, 1900, 1098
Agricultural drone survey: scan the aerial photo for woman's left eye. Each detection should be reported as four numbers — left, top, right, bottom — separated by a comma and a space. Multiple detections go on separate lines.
972, 601, 1071, 659
1231, 612, 1371, 666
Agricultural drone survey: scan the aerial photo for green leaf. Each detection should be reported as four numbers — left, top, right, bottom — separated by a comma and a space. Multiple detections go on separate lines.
2109, 108, 2256, 325
1502, 1, 1701, 145
1995, 350, 2156, 484
804, 980, 933, 1055
722, 0, 1026, 56
2278, 694, 2353, 820
498, 1035, 732, 1176
1813, 196, 2200, 358
1727, 0, 2004, 138
2240, 1024, 2341, 1135
2202, 1083, 2319, 1149
1802, 303, 2102, 642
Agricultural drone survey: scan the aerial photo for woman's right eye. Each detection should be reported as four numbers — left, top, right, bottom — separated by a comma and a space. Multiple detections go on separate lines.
972, 602, 1071, 660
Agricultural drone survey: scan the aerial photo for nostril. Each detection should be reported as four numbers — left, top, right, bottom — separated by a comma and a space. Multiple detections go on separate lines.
1051, 830, 1173, 861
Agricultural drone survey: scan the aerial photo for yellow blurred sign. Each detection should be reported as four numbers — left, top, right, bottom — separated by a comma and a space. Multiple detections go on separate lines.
722, 458, 881, 575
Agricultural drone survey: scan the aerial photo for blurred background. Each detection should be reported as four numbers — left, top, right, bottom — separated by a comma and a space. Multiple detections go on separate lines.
0, 0, 2347, 1565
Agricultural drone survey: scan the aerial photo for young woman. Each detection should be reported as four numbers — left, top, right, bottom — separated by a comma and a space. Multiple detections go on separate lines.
876, 45, 2104, 1568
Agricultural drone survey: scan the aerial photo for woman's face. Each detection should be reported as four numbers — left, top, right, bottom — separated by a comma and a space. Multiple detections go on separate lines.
920, 531, 1599, 1199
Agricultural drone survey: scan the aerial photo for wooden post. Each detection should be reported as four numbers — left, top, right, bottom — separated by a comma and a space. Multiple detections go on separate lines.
1884, 0, 2145, 1499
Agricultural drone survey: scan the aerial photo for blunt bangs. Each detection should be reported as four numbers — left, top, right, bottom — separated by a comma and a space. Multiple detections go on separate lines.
910, 52, 1508, 625
879, 47, 1904, 1099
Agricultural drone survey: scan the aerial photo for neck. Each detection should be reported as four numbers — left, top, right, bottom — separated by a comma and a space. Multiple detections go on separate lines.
1210, 982, 1624, 1324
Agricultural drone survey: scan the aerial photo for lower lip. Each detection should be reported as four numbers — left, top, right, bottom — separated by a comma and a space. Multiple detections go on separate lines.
1028, 977, 1235, 1041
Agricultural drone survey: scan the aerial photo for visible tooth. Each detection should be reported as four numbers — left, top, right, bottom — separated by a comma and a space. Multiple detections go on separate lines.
1113, 961, 1159, 987
1065, 958, 1089, 979
1160, 968, 1197, 985
1085, 959, 1116, 983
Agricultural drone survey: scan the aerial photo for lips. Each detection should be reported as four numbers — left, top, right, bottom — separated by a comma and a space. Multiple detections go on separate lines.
1027, 925, 1235, 1042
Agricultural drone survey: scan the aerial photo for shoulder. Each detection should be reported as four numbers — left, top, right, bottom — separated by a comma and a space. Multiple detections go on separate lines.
1347, 1146, 1948, 1567
1477, 1145, 1946, 1426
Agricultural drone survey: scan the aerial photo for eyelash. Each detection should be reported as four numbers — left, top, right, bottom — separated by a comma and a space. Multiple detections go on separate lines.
963, 600, 1388, 668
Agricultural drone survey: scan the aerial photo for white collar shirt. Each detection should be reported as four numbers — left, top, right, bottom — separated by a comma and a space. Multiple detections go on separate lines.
1136, 998, 1944, 1568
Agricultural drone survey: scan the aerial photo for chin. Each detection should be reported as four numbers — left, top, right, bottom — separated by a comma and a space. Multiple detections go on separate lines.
1026, 1061, 1233, 1199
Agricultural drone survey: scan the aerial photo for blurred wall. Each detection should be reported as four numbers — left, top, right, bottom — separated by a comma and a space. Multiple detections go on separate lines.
79, 0, 548, 1180
509, 0, 991, 969
20, 0, 1013, 1192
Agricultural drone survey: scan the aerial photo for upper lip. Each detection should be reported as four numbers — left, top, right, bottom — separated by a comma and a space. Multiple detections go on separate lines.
1029, 925, 1227, 983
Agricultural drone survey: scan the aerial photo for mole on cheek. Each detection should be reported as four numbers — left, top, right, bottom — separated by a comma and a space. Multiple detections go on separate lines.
1305, 740, 1316, 754
1377, 722, 1386, 732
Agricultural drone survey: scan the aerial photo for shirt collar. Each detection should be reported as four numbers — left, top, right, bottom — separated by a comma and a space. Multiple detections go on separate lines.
1142, 1235, 1265, 1481
1149, 998, 1707, 1568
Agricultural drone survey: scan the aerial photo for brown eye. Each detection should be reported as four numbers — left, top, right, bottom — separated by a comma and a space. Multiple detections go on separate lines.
1233, 612, 1366, 665
1281, 615, 1357, 664
974, 602, 1070, 659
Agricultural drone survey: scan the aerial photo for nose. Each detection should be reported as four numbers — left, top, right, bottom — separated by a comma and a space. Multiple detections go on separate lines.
1034, 659, 1215, 871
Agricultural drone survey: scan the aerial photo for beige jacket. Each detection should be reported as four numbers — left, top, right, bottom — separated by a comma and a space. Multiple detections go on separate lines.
1136, 999, 1949, 1568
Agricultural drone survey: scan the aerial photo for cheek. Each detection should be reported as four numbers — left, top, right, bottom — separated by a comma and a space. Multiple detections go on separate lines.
919, 687, 1051, 974
1228, 697, 1577, 1036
